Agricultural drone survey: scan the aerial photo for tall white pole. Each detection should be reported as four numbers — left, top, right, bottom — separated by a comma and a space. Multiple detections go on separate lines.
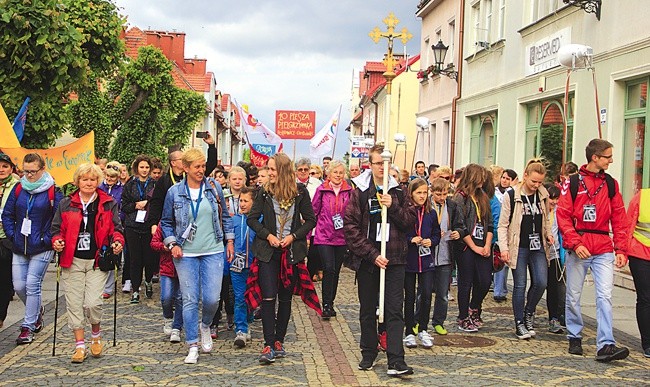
378, 91, 392, 324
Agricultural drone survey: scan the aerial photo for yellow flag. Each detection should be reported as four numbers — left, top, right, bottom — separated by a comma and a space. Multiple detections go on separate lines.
0, 102, 21, 148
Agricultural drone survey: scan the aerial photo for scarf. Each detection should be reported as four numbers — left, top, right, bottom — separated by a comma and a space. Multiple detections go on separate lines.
20, 172, 55, 194
330, 180, 342, 196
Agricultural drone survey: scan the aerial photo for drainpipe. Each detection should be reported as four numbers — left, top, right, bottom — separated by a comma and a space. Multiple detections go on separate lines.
449, 0, 465, 171
371, 96, 379, 143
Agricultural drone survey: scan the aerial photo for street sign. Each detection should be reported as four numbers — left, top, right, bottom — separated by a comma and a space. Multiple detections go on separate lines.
351, 146, 368, 159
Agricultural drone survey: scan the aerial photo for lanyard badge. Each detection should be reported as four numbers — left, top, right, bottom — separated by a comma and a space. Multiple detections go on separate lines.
332, 213, 344, 230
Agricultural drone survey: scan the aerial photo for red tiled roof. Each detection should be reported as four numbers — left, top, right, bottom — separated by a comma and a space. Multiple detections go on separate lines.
231, 102, 241, 126
221, 94, 230, 112
365, 61, 386, 72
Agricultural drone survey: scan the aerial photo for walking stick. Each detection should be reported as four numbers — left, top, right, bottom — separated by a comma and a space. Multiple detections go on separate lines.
52, 252, 60, 356
113, 260, 118, 346
378, 149, 391, 324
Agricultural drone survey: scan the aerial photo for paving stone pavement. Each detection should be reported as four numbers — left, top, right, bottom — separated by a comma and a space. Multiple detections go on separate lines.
0, 268, 647, 386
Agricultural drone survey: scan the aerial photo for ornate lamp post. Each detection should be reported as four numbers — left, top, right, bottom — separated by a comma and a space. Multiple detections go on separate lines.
368, 12, 411, 323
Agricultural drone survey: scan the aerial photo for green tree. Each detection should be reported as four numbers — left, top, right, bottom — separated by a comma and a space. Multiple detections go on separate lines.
0, 0, 124, 148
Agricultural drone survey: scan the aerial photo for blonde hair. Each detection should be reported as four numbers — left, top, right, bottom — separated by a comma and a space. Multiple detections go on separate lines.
73, 163, 104, 185
266, 153, 298, 202
228, 166, 247, 179
104, 161, 120, 178
310, 165, 323, 178
437, 166, 452, 176
524, 158, 547, 177
181, 148, 206, 167
326, 160, 346, 176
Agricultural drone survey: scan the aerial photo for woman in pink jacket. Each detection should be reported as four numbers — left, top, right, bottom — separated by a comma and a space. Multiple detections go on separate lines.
311, 160, 353, 319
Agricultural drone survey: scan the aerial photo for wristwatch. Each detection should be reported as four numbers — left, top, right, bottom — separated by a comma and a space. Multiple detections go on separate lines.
167, 242, 179, 250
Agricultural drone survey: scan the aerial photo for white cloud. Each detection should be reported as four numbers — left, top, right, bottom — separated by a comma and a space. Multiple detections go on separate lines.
113, 0, 421, 159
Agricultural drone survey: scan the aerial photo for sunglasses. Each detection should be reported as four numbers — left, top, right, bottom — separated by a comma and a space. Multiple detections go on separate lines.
107, 165, 119, 171
297, 168, 309, 172
310, 172, 317, 176
440, 175, 451, 180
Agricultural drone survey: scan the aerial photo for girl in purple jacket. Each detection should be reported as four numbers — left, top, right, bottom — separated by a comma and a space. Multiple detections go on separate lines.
403, 178, 441, 349
311, 160, 353, 319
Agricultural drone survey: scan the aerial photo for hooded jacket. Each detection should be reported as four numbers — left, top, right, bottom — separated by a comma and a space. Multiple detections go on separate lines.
311, 179, 353, 246
405, 206, 441, 273
343, 170, 416, 272
556, 165, 627, 256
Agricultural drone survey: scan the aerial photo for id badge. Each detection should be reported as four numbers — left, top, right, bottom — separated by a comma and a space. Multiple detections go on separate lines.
77, 232, 91, 251
419, 245, 432, 257
375, 223, 390, 242
472, 223, 484, 240
583, 204, 596, 223
182, 223, 197, 242
332, 214, 344, 230
529, 233, 541, 251
368, 198, 381, 215
135, 210, 147, 223
21, 218, 32, 236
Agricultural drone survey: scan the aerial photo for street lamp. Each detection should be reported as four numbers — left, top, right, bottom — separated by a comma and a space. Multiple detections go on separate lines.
393, 133, 407, 171
412, 117, 430, 172
430, 40, 458, 80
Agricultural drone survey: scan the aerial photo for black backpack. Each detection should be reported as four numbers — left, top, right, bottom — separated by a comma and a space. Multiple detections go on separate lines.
568, 173, 615, 202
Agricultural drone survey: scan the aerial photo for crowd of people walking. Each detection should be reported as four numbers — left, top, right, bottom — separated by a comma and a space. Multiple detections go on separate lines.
0, 136, 647, 374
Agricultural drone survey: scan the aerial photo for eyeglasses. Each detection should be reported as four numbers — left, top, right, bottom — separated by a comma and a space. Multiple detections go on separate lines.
597, 154, 613, 160
24, 168, 43, 176
297, 167, 309, 172
370, 161, 383, 166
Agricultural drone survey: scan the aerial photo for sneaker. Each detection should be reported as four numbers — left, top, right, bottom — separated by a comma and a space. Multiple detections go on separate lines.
469, 309, 483, 328
226, 314, 234, 330
184, 346, 199, 364
122, 280, 132, 293
377, 331, 387, 351
433, 325, 448, 335
358, 356, 375, 371
259, 345, 276, 364
163, 318, 173, 335
568, 338, 583, 355
548, 318, 564, 334
71, 347, 88, 363
16, 327, 33, 345
33, 306, 44, 333
145, 281, 153, 299
643, 347, 650, 358
448, 291, 455, 301
101, 292, 112, 299
321, 305, 333, 320
234, 331, 247, 348
457, 317, 478, 333
387, 361, 414, 376
403, 334, 417, 348
130, 292, 140, 304
210, 324, 218, 339
152, 274, 160, 283
90, 337, 103, 357
493, 295, 507, 303
524, 313, 536, 337
273, 341, 286, 358
199, 324, 213, 353
515, 322, 531, 340
451, 277, 457, 286
595, 344, 629, 362
170, 329, 181, 343
418, 330, 434, 348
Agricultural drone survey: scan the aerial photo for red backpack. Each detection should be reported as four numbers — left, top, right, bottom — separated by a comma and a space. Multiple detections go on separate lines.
13, 183, 56, 210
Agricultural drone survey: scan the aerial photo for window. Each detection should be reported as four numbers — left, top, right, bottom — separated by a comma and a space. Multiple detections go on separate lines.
623, 78, 650, 201
498, 0, 506, 39
470, 112, 497, 166
525, 95, 574, 182
424, 38, 431, 67
472, 1, 481, 50
484, 0, 493, 43
442, 120, 450, 164
448, 20, 456, 65
526, 0, 561, 24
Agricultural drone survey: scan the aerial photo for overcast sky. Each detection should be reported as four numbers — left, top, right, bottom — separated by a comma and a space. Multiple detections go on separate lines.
113, 0, 422, 161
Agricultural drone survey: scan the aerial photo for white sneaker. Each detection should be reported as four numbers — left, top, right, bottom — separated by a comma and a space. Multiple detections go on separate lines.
163, 319, 173, 335
234, 331, 247, 348
122, 280, 132, 293
199, 324, 213, 353
184, 346, 199, 364
418, 330, 434, 348
170, 329, 181, 343
403, 334, 417, 348
448, 291, 455, 301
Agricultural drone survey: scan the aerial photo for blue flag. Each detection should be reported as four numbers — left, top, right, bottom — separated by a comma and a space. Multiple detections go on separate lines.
12, 97, 30, 142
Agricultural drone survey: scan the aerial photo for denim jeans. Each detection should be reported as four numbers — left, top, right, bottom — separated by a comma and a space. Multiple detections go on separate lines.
160, 275, 183, 330
565, 250, 615, 350
13, 250, 53, 330
493, 266, 509, 297
511, 248, 547, 323
230, 268, 249, 333
431, 264, 453, 327
317, 244, 346, 307
404, 271, 434, 334
628, 256, 649, 350
174, 252, 224, 344
357, 261, 405, 365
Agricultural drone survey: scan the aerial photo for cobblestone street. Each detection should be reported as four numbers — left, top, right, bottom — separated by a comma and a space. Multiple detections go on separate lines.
0, 268, 647, 386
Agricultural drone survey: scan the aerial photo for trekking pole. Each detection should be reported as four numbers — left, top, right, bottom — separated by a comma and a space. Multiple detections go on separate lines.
113, 260, 118, 347
52, 252, 60, 357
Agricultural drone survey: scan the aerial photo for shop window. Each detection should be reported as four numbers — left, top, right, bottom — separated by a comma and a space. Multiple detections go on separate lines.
623, 79, 650, 201
470, 112, 497, 166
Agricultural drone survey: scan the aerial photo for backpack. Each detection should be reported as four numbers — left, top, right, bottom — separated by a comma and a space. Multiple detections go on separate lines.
14, 183, 56, 210
569, 173, 615, 202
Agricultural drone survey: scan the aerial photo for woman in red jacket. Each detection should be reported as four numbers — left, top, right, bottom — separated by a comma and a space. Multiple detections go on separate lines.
51, 163, 124, 363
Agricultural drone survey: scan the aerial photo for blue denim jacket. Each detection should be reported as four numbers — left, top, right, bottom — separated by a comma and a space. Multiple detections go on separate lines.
160, 177, 234, 247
